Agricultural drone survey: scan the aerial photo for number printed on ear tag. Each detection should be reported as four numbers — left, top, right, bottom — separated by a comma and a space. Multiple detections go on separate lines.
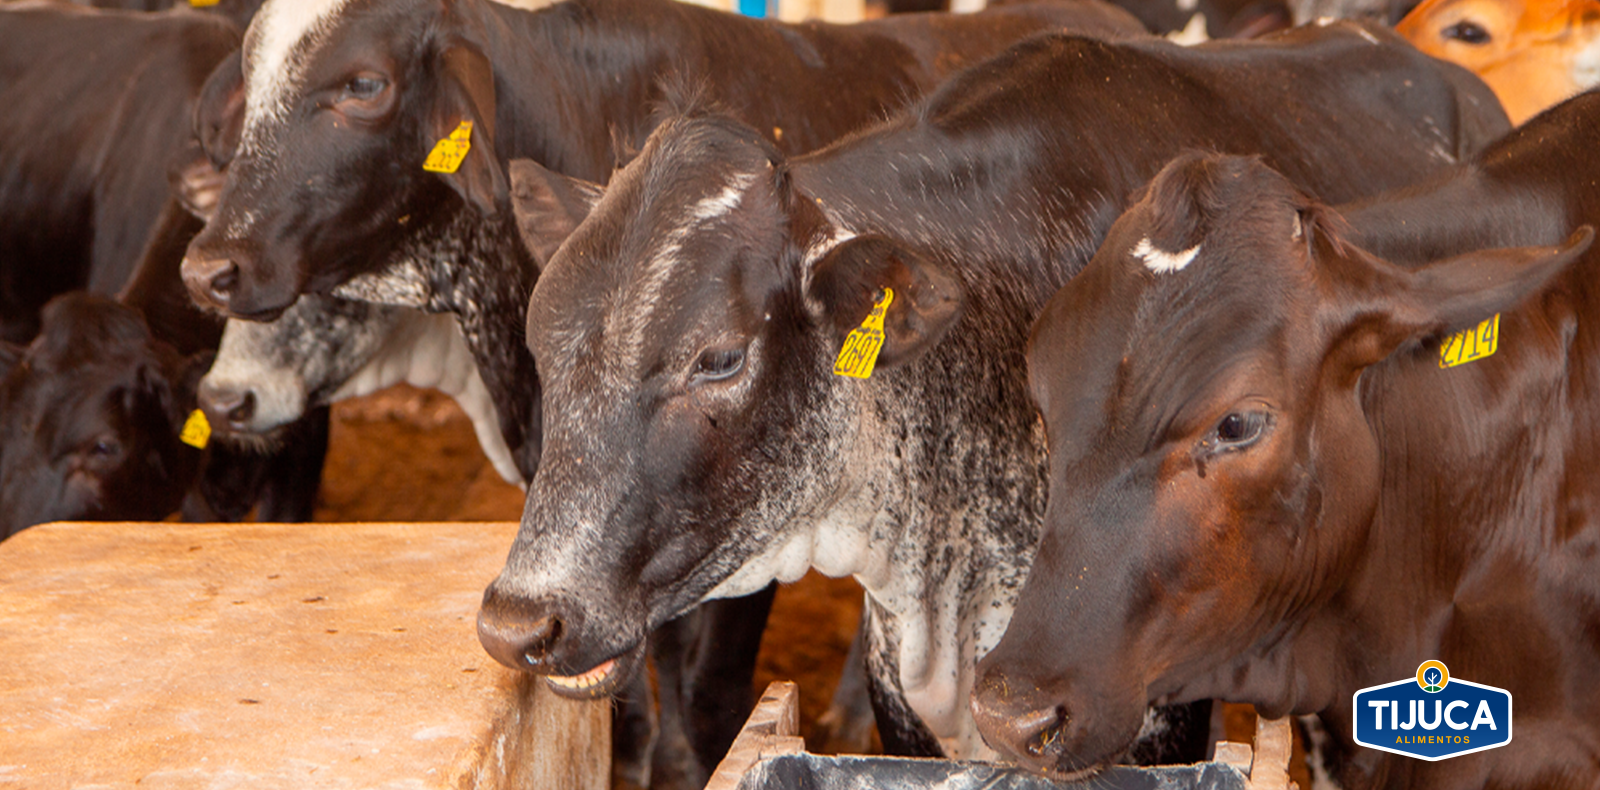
180, 409, 211, 449
423, 120, 473, 174
1439, 314, 1500, 369
833, 288, 895, 379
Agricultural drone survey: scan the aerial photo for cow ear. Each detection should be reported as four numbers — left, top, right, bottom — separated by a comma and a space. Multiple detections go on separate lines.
508, 159, 603, 269
808, 235, 963, 371
1322, 226, 1593, 377
425, 41, 507, 217
170, 139, 226, 221
195, 50, 244, 168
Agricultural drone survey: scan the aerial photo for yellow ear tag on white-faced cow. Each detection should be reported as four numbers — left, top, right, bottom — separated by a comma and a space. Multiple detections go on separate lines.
188, 0, 220, 7
180, 409, 211, 449
1439, 313, 1500, 369
422, 120, 473, 174
833, 288, 894, 379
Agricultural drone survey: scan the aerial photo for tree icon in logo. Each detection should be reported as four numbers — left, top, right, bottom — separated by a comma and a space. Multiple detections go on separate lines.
1416, 660, 1450, 693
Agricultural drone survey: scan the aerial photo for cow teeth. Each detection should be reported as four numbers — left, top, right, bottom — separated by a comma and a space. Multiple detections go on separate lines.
547, 659, 617, 690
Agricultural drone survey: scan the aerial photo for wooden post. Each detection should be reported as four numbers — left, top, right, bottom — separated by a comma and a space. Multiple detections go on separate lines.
704, 681, 805, 790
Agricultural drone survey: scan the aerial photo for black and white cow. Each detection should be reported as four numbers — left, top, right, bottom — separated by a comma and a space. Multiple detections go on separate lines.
473, 23, 1508, 760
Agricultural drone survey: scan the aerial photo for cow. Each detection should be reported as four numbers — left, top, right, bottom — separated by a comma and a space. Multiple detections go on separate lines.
0, 3, 239, 343
970, 93, 1600, 788
471, 20, 1509, 765
1396, 0, 1600, 124
0, 293, 207, 539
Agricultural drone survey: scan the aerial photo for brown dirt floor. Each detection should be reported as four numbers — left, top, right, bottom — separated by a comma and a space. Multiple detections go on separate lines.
314, 385, 1308, 785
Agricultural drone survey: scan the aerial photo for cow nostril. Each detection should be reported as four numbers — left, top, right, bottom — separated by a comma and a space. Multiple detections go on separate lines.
209, 261, 239, 300
228, 391, 256, 425
521, 614, 563, 665
1025, 706, 1071, 758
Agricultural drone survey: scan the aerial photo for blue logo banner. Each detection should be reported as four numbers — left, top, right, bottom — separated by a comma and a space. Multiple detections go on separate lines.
1353, 661, 1512, 761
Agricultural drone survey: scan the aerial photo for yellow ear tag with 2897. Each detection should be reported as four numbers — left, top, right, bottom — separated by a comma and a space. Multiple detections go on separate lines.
180, 409, 211, 449
833, 288, 894, 379
423, 120, 473, 174
1439, 314, 1499, 369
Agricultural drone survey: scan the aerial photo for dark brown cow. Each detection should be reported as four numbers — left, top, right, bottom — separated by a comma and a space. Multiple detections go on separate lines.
0, 4, 239, 343
973, 116, 1600, 786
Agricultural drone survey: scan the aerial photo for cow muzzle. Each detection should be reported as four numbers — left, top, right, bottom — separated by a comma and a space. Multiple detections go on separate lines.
477, 585, 645, 700
970, 667, 1135, 778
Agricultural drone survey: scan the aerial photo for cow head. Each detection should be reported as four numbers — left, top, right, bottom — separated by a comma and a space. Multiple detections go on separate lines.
0, 295, 209, 540
970, 153, 1590, 775
181, 0, 506, 319
198, 296, 407, 437
476, 114, 962, 696
1396, 0, 1600, 124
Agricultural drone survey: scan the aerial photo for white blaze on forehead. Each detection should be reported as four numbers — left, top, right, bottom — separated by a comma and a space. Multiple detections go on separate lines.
1133, 236, 1200, 274
242, 0, 358, 136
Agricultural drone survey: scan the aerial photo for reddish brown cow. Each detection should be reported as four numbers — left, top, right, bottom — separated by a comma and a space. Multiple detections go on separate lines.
972, 112, 1600, 786
1397, 0, 1600, 124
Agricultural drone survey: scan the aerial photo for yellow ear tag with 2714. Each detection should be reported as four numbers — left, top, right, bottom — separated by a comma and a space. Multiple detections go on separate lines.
1439, 314, 1499, 369
423, 120, 473, 174
833, 288, 894, 379
180, 409, 211, 449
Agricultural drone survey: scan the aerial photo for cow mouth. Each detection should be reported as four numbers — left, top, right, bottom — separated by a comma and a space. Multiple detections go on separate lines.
543, 641, 646, 700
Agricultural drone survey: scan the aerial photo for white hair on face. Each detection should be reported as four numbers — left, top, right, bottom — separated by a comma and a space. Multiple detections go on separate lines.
1133, 236, 1200, 273
239, 0, 358, 149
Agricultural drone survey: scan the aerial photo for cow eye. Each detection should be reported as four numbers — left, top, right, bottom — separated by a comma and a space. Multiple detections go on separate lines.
88, 438, 122, 458
1442, 20, 1491, 44
345, 75, 388, 100
1214, 412, 1267, 447
694, 346, 746, 382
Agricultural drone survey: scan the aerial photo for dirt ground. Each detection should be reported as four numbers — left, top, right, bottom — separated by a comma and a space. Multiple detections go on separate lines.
314, 385, 1307, 783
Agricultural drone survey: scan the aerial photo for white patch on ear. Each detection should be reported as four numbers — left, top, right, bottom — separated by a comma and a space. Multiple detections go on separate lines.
1133, 236, 1200, 273
1167, 12, 1209, 44
1292, 211, 1304, 240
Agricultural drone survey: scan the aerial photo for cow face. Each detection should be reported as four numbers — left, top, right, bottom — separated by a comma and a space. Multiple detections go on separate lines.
182, 0, 506, 319
0, 295, 206, 540
1396, 0, 1600, 124
477, 115, 961, 696
970, 153, 1590, 775
199, 295, 407, 436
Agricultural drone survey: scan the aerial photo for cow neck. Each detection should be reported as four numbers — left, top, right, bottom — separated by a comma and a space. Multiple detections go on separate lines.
773, 149, 1107, 758
375, 207, 542, 481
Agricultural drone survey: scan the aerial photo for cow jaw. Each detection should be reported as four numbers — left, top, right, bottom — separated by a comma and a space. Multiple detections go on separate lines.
541, 642, 647, 700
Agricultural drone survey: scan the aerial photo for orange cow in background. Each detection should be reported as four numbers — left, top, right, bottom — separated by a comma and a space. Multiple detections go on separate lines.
1398, 0, 1600, 123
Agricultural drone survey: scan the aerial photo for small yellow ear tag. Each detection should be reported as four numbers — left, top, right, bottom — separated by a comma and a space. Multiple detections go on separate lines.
180, 409, 211, 449
189, 0, 220, 6
833, 288, 894, 379
1439, 314, 1499, 369
423, 120, 473, 174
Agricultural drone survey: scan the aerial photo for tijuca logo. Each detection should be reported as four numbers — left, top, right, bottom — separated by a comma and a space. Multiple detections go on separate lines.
1353, 660, 1512, 760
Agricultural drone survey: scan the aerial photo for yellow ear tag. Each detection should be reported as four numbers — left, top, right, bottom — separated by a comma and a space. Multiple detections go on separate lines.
189, 0, 220, 6
180, 409, 212, 449
423, 120, 473, 174
1439, 313, 1499, 369
833, 288, 894, 379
